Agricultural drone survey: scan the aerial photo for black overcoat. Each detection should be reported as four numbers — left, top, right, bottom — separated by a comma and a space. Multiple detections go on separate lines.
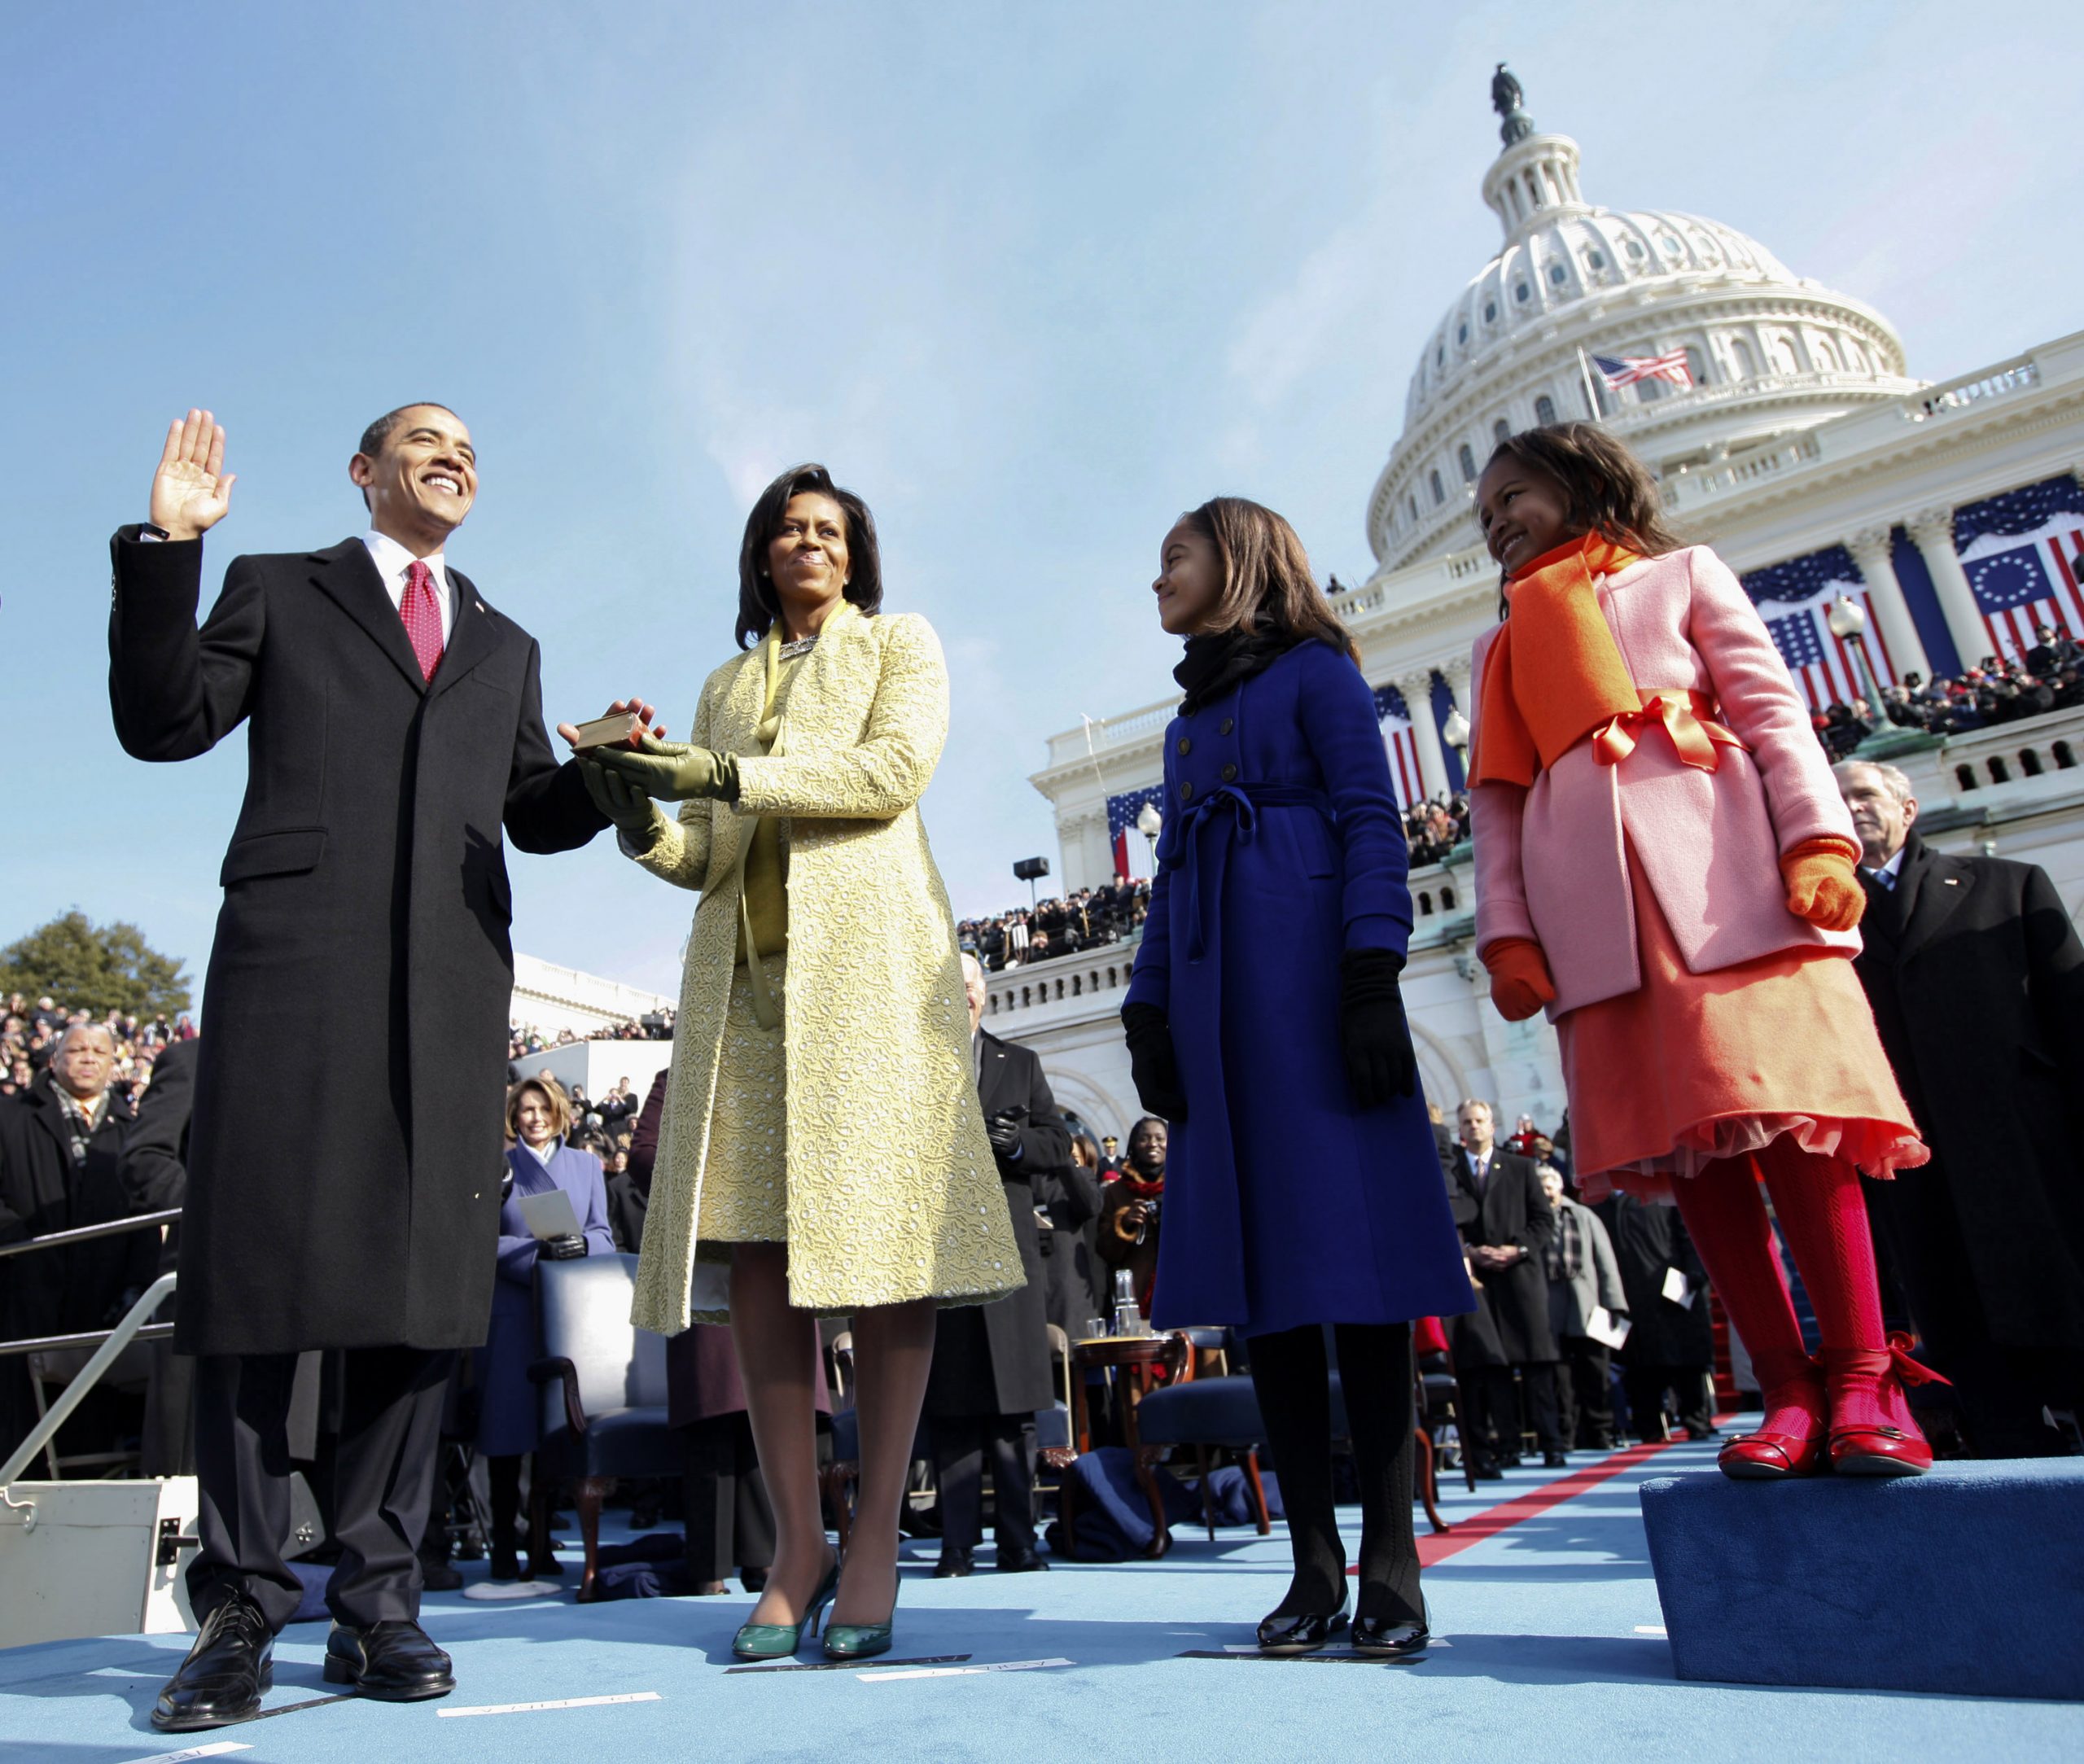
106, 530, 606, 1355
1852, 832, 2084, 1350
1594, 1193, 1713, 1368
923, 1031, 1069, 1419
1444, 1147, 1556, 1365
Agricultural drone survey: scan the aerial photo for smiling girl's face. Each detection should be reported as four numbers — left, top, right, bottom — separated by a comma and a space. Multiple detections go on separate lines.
1153, 515, 1223, 636
1475, 455, 1576, 576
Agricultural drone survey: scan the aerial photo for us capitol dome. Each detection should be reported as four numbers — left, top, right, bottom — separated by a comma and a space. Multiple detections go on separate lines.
1373, 67, 1920, 572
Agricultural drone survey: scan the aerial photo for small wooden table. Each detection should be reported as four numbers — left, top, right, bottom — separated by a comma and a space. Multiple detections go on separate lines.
1067, 1333, 1193, 1556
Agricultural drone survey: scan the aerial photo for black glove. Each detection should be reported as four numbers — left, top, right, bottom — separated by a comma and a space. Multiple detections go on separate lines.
541, 1232, 588, 1260
1122, 1000, 1188, 1122
1340, 948, 1416, 1109
985, 1110, 1024, 1160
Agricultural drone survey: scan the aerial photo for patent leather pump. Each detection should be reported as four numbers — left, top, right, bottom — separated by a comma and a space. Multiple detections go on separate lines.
732, 1556, 841, 1661
1351, 1615, 1430, 1658
1826, 1334, 1946, 1477
1256, 1594, 1350, 1655
1718, 1352, 1829, 1481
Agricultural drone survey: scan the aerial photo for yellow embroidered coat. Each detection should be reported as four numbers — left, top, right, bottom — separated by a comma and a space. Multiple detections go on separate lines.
628, 602, 1022, 1333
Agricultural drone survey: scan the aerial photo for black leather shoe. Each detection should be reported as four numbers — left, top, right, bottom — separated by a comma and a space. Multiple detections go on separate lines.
152, 1595, 274, 1731
488, 1541, 520, 1582
1471, 1460, 1504, 1482
322, 1619, 455, 1701
1256, 1598, 1350, 1655
419, 1556, 463, 1592
996, 1546, 1050, 1574
932, 1547, 974, 1578
1351, 1616, 1430, 1658
1543, 1450, 1569, 1469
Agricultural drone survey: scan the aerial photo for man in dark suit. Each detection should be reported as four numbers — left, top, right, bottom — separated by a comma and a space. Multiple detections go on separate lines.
108, 408, 624, 1731
1837, 759, 2084, 1455
119, 1035, 199, 1477
1444, 1099, 1562, 1469
922, 955, 1072, 1576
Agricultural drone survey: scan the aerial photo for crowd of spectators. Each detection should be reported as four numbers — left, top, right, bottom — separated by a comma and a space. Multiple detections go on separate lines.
960, 882, 1150, 972
1405, 795, 1471, 866
507, 1012, 673, 1061
1, 992, 195, 1103
1815, 626, 2084, 759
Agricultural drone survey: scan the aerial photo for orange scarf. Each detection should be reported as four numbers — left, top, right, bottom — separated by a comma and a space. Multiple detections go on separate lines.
1467, 532, 1643, 789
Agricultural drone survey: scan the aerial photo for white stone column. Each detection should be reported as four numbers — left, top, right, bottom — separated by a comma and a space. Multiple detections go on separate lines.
1396, 668, 1449, 803
1845, 527, 1933, 683
1439, 654, 1473, 787
1907, 507, 1991, 671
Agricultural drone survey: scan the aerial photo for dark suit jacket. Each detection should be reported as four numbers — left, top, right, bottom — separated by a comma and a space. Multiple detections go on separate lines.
106, 530, 606, 1355
1595, 1193, 1713, 1368
1445, 1145, 1556, 1365
1853, 831, 2084, 1349
120, 1037, 198, 1275
924, 1031, 1070, 1419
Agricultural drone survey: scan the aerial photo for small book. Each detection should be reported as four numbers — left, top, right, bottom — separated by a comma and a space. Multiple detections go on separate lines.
567, 711, 643, 751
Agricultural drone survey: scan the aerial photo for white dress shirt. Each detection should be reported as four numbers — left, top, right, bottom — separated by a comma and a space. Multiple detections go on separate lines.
362, 529, 455, 642
1864, 845, 1907, 891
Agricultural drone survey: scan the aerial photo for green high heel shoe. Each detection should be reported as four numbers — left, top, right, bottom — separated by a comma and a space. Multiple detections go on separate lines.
731, 1556, 840, 1661
822, 1567, 900, 1661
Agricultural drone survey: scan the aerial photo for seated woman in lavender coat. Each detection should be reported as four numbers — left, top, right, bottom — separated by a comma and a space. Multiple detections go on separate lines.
475, 1077, 615, 1581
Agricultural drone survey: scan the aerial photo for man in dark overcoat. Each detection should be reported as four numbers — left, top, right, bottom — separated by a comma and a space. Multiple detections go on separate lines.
1595, 1192, 1715, 1442
922, 956, 1070, 1576
119, 1035, 199, 1477
1444, 1099, 1560, 1469
0, 1023, 154, 1467
1837, 760, 2084, 1454
107, 408, 619, 1731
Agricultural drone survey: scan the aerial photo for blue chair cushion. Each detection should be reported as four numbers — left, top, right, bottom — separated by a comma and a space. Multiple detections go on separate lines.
1035, 1402, 1071, 1452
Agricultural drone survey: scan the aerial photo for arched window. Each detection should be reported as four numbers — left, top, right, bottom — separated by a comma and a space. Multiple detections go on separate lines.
1492, 418, 1511, 445
1534, 393, 1557, 426
1429, 469, 1445, 506
1774, 336, 1802, 374
1407, 495, 1419, 523
1458, 443, 1478, 483
1684, 345, 1710, 387
1729, 336, 1757, 379
1639, 376, 1664, 403
1813, 335, 1839, 371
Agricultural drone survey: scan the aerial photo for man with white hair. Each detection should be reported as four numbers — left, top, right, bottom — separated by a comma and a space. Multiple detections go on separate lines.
1834, 759, 2084, 1454
1, 1021, 155, 1461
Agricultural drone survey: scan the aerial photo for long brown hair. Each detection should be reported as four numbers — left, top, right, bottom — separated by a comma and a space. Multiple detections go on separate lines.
1486, 423, 1683, 559
735, 463, 885, 650
1183, 497, 1355, 657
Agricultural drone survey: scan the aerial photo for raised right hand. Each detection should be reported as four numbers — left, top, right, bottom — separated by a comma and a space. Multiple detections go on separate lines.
150, 409, 236, 541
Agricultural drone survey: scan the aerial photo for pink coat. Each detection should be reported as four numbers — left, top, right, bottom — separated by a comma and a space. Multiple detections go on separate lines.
1469, 545, 1862, 1017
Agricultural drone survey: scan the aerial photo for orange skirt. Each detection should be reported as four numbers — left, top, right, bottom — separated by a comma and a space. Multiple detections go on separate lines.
1561, 847, 1926, 1202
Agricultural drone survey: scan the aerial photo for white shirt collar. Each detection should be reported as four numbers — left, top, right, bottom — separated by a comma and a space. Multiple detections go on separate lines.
522, 1136, 558, 1167
1870, 844, 1907, 886
361, 529, 454, 639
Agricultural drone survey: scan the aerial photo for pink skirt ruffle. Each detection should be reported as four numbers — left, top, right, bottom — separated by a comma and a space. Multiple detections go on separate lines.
1560, 847, 1927, 1204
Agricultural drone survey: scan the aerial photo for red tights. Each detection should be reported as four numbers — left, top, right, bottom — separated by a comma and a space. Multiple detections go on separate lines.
1670, 1140, 1898, 1431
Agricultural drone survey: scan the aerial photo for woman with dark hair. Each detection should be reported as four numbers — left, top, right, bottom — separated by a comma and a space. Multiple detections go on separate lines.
1120, 497, 1471, 1657
1465, 423, 1933, 1485
572, 463, 1018, 1662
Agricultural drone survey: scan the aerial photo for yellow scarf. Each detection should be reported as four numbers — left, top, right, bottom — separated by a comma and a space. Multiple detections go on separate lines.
1467, 532, 1643, 789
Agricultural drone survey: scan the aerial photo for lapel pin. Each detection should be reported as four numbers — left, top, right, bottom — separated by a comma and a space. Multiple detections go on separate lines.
1943, 878, 1959, 885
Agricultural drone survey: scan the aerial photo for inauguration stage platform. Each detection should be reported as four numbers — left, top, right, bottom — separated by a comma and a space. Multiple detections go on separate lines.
2, 1430, 2080, 1764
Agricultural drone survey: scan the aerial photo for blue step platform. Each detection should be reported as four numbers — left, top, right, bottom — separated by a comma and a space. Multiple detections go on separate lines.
1640, 1460, 2084, 1701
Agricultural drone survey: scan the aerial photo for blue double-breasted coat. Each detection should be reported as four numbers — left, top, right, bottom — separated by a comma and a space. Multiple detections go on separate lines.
1123, 640, 1473, 1337
474, 1139, 618, 1456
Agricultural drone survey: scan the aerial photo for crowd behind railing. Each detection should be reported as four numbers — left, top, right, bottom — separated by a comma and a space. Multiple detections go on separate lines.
1, 994, 194, 1103
507, 1013, 675, 1061
1815, 628, 2084, 759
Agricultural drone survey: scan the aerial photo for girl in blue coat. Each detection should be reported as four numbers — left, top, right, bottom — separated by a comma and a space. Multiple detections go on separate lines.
476, 1077, 616, 1579
1121, 497, 1472, 1657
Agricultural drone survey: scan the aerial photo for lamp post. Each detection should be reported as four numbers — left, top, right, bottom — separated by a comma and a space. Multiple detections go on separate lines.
1135, 802, 1162, 878
1827, 595, 1885, 730
1441, 707, 1471, 759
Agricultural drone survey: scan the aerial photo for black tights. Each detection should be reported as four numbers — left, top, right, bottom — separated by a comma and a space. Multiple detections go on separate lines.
1246, 1322, 1421, 1626
487, 1453, 522, 1552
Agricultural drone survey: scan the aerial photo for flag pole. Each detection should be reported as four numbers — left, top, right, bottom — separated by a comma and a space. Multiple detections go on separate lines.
1577, 347, 1603, 423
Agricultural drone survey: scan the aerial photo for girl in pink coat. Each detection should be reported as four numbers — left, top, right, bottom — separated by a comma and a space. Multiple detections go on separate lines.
1466, 422, 1941, 1479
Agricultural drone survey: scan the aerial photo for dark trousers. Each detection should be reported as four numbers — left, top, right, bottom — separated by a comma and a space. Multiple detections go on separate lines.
681, 1412, 777, 1582
1623, 1364, 1714, 1442
929, 1414, 1037, 1555
1866, 1169, 2084, 1456
1552, 1336, 1613, 1450
190, 1346, 454, 1631
1461, 1363, 1562, 1460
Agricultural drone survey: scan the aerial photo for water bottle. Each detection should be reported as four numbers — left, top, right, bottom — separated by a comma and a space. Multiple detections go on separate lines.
1111, 1270, 1144, 1337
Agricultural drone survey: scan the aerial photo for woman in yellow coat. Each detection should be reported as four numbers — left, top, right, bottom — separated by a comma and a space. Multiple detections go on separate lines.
576, 464, 1018, 1661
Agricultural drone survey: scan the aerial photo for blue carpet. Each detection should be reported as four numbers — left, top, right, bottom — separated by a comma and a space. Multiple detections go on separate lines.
4, 1433, 2082, 1763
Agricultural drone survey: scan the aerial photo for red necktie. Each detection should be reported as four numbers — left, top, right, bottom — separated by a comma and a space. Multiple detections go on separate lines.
401, 560, 444, 682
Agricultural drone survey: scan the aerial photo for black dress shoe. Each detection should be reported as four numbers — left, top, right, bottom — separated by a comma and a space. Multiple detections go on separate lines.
322, 1619, 455, 1701
488, 1541, 520, 1582
1471, 1460, 1504, 1482
1256, 1598, 1350, 1655
1351, 1615, 1430, 1658
996, 1545, 1050, 1574
152, 1595, 274, 1732
1543, 1450, 1569, 1469
932, 1547, 974, 1578
419, 1556, 464, 1592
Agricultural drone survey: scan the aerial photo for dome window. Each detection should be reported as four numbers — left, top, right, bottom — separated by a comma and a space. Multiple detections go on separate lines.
1429, 469, 1445, 507
1408, 495, 1419, 524
1457, 322, 1469, 344
1659, 235, 1682, 258
1684, 346, 1710, 386
1436, 344, 1446, 367
1484, 299, 1499, 322
1548, 263, 1567, 285
1492, 418, 1511, 445
1534, 394, 1557, 426
1458, 443, 1478, 483
1587, 248, 1607, 270
1625, 239, 1646, 261
1514, 282, 1530, 304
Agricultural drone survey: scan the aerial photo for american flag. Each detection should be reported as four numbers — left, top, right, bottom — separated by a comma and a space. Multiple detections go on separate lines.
1744, 545, 1897, 711
1106, 784, 1167, 881
1951, 475, 2084, 665
1373, 683, 1425, 807
1592, 348, 1692, 391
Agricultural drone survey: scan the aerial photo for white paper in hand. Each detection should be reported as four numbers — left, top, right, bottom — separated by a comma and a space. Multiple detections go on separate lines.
1586, 1305, 1631, 1349
516, 1188, 583, 1241
1662, 1266, 1694, 1309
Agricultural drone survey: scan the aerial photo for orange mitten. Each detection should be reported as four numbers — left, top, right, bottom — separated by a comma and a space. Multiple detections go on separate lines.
1482, 937, 1556, 1022
1780, 837, 1865, 931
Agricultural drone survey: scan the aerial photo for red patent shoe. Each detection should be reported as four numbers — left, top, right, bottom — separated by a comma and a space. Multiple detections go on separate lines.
1824, 1333, 1949, 1477
1718, 1351, 1828, 1480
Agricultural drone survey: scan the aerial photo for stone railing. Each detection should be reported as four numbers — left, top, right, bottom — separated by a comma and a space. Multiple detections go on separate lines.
1043, 701, 1177, 768
1899, 355, 2040, 423
1929, 703, 2084, 797
984, 943, 1139, 1026
1663, 431, 1825, 514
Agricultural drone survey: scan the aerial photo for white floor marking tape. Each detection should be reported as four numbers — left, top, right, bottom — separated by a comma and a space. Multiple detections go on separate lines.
1635, 1626, 1668, 1636
862, 1657, 1074, 1683
439, 1691, 663, 1718
116, 1744, 254, 1764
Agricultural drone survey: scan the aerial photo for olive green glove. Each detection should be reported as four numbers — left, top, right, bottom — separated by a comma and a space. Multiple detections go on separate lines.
578, 757, 667, 850
591, 734, 741, 803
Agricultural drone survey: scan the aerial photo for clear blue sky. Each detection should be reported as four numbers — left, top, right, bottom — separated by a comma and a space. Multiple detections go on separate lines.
7, 2, 2075, 1004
